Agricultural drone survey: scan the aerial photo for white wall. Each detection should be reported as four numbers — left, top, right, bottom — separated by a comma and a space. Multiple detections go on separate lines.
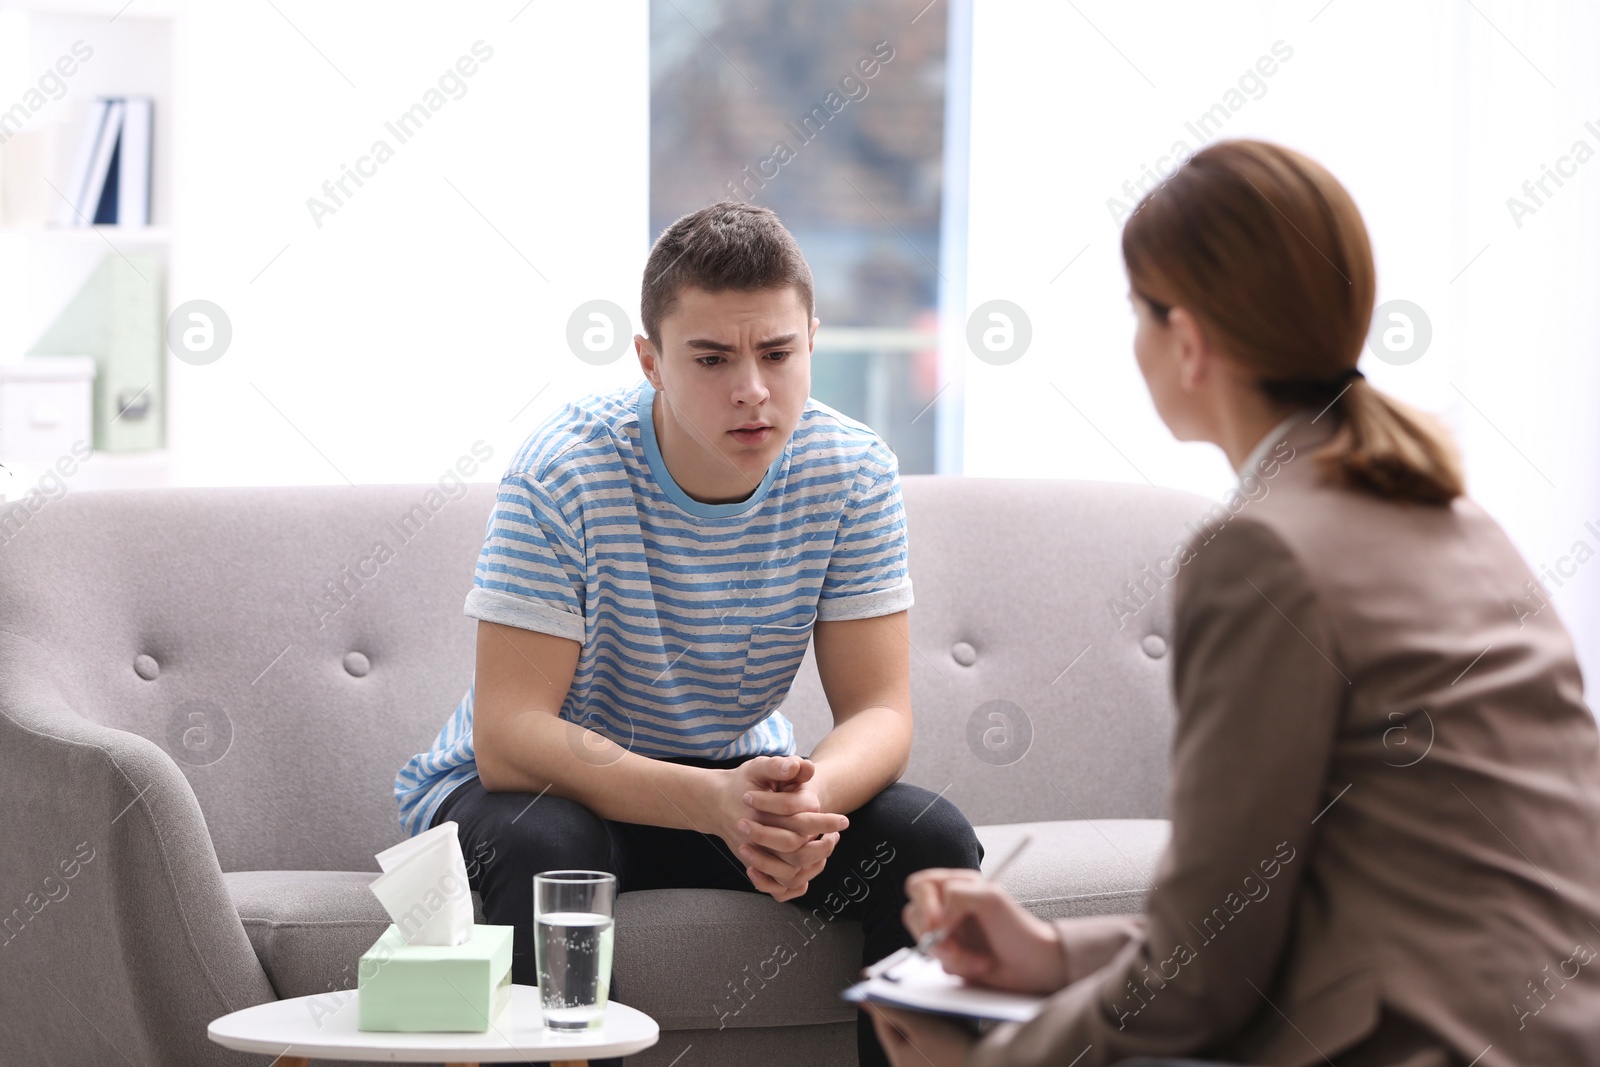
167, 0, 649, 487
964, 0, 1600, 687
25, 0, 1594, 685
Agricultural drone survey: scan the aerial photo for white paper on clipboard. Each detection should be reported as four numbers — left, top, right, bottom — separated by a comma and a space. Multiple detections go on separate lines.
842, 951, 1046, 1023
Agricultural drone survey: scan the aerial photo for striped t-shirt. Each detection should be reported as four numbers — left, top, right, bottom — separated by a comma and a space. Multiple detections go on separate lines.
393, 378, 914, 837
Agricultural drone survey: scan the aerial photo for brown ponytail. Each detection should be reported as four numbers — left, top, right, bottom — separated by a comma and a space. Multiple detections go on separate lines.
1315, 378, 1463, 504
1122, 139, 1463, 505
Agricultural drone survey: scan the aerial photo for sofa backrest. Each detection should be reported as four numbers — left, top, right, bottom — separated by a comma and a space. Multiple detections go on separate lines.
0, 475, 1206, 872
785, 475, 1205, 826
1, 482, 494, 874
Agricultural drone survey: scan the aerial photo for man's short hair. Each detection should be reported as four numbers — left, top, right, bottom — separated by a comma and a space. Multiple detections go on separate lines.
640, 200, 815, 344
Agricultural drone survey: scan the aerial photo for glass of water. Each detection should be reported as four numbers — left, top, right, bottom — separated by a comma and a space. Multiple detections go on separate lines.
532, 870, 616, 1031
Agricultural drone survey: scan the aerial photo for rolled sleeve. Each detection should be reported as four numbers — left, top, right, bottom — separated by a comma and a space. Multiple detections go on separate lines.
464, 472, 587, 644
817, 462, 914, 622
463, 587, 585, 643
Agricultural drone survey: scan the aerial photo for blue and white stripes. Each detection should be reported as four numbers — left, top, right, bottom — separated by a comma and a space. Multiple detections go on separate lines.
394, 378, 913, 837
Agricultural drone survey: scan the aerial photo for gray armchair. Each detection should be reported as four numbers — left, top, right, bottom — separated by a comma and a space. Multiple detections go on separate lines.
0, 475, 1208, 1065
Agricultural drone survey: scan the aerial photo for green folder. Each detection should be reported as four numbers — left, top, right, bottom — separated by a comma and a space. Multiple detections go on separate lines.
28, 251, 165, 453
357, 922, 514, 1032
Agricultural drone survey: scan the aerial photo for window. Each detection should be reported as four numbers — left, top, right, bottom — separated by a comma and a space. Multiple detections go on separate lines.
649, 0, 964, 473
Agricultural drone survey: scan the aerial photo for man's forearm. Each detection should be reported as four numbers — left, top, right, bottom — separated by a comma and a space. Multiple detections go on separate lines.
807, 704, 913, 815
478, 711, 718, 832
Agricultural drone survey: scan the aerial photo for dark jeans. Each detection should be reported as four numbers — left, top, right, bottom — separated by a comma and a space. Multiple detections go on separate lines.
432, 755, 983, 1067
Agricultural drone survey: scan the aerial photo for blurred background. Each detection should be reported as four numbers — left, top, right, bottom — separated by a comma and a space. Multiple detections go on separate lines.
0, 0, 1596, 683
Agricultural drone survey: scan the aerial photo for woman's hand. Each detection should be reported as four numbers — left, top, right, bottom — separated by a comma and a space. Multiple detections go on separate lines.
867, 1004, 977, 1067
710, 756, 848, 902
904, 868, 1070, 995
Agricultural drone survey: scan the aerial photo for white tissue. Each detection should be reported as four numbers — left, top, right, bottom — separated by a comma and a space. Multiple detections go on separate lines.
369, 821, 476, 947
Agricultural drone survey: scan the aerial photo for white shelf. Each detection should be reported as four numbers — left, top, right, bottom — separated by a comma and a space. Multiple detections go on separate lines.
0, 7, 176, 462
0, 226, 172, 245
1, 448, 171, 500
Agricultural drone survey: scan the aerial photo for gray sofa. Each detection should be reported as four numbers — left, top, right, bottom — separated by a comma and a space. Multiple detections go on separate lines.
0, 474, 1208, 1065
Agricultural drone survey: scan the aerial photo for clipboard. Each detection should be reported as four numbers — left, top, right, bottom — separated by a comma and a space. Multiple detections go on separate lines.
841, 950, 1046, 1023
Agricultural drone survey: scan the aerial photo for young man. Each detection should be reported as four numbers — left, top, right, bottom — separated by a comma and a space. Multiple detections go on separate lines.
394, 200, 981, 1066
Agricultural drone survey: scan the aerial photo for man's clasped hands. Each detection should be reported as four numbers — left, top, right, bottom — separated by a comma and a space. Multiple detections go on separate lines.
710, 755, 847, 902
707, 754, 1076, 1066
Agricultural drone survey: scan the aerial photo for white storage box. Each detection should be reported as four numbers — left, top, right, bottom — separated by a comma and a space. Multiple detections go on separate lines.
0, 357, 97, 461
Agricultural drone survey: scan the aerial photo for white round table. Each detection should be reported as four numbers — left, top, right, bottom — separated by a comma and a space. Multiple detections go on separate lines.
207, 984, 658, 1066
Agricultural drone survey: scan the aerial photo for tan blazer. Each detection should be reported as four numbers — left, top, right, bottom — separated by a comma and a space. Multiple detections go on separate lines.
973, 413, 1600, 1067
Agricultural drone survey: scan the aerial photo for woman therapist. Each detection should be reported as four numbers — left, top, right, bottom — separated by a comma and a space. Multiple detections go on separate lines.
870, 139, 1600, 1067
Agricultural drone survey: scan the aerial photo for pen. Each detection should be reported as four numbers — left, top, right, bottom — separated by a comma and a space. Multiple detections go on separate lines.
861, 831, 1035, 981
915, 831, 1033, 954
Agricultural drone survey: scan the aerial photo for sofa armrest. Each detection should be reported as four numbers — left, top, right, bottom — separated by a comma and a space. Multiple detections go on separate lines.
0, 629, 277, 1066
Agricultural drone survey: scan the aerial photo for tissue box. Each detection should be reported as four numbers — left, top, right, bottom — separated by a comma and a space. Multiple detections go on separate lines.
357, 922, 514, 1032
